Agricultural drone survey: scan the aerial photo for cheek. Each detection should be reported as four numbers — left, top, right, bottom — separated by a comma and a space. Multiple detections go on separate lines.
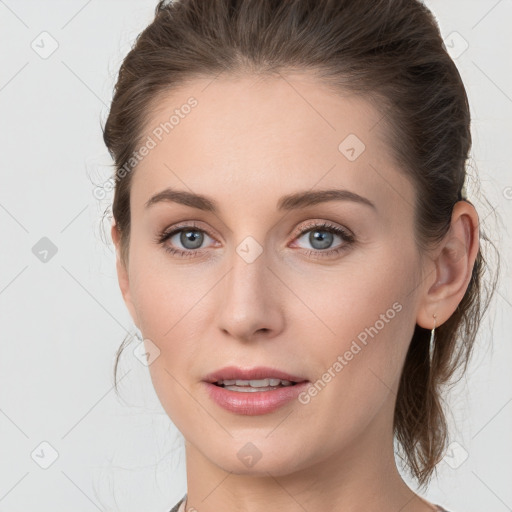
129, 245, 214, 339
297, 248, 419, 398
132, 269, 209, 428
127, 251, 218, 412
291, 281, 416, 451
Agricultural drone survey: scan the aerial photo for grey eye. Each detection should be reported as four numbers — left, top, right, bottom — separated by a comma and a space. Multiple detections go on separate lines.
178, 229, 205, 250
308, 230, 334, 250
296, 229, 341, 251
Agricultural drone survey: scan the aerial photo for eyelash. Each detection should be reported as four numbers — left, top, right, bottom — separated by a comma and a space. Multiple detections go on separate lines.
154, 221, 355, 259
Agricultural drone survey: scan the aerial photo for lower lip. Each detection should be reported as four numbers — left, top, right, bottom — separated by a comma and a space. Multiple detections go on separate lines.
203, 381, 310, 415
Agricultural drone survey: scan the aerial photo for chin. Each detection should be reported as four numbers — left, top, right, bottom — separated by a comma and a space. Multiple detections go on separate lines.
203, 439, 311, 477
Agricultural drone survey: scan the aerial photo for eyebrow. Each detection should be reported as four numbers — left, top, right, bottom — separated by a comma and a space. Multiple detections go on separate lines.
144, 187, 376, 212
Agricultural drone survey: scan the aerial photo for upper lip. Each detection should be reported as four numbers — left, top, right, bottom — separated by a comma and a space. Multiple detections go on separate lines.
203, 366, 308, 383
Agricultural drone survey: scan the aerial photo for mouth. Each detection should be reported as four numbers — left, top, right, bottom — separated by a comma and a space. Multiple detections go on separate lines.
202, 368, 311, 415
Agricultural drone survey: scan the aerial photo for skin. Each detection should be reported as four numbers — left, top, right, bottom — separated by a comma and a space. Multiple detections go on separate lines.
111, 72, 479, 512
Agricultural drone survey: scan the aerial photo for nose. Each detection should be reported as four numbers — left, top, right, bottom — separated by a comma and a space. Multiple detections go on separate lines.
215, 243, 285, 342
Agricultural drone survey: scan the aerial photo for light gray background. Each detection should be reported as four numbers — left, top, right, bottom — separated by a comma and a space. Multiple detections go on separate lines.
0, 1, 510, 511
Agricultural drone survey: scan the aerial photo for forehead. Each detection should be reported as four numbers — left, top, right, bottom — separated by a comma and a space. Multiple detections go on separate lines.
130, 72, 415, 219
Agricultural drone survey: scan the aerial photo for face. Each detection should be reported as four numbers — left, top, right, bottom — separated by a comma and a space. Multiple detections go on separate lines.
113, 72, 429, 476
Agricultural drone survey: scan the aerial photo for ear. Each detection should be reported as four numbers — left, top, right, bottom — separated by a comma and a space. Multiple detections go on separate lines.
416, 201, 480, 329
111, 219, 140, 330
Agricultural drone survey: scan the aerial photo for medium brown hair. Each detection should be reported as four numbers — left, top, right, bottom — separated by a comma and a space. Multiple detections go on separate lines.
102, 0, 499, 489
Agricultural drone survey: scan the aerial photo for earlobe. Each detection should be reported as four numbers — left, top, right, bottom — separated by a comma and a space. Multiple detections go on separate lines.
111, 219, 140, 330
416, 201, 479, 329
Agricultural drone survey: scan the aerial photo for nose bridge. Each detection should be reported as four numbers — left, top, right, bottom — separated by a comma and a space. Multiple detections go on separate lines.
224, 240, 269, 311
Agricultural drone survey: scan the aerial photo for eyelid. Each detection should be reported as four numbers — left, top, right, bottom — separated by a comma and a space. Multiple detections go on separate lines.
289, 220, 355, 255
158, 220, 218, 244
291, 219, 354, 240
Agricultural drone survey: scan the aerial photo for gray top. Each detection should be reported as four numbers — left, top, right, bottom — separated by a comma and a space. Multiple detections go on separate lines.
168, 494, 451, 511
168, 495, 185, 512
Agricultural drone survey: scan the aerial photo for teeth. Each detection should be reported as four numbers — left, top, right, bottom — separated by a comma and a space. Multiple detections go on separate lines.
217, 378, 294, 387
224, 385, 280, 392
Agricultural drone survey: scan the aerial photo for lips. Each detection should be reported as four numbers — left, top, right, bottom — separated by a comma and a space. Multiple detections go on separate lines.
202, 365, 308, 385
202, 367, 311, 415
204, 381, 310, 414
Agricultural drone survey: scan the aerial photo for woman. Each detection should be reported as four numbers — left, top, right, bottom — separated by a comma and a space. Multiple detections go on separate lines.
103, 1, 498, 511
